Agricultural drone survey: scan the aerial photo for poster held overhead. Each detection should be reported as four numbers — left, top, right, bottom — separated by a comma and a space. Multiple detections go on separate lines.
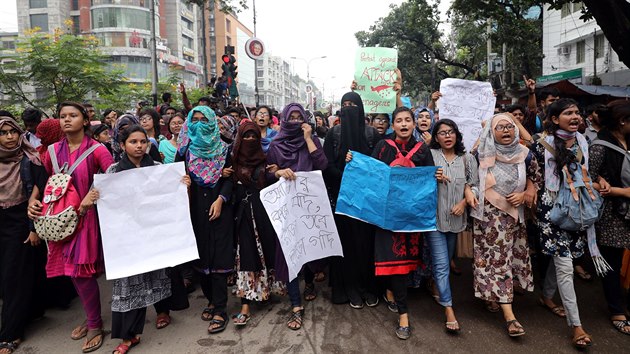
438, 78, 496, 151
354, 47, 398, 114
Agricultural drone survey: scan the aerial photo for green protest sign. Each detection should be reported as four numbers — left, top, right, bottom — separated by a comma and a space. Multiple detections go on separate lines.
353, 47, 398, 113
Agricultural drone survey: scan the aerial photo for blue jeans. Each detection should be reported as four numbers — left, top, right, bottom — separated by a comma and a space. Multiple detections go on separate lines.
425, 231, 457, 307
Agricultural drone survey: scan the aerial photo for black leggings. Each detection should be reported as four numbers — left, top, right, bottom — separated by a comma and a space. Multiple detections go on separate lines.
599, 245, 630, 316
390, 274, 409, 315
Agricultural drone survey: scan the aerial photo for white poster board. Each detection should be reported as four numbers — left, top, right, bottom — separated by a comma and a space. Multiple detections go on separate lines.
93, 162, 199, 280
260, 171, 343, 281
438, 78, 496, 151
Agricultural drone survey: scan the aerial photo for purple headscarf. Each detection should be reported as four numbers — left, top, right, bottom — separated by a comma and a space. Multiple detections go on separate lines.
267, 103, 312, 171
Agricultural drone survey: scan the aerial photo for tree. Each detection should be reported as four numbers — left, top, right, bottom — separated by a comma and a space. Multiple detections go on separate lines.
355, 0, 477, 98
0, 25, 124, 115
543, 0, 630, 68
186, 0, 248, 13
450, 0, 544, 83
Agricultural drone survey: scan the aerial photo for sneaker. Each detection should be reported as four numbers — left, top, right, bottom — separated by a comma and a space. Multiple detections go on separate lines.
349, 301, 364, 309
364, 294, 379, 307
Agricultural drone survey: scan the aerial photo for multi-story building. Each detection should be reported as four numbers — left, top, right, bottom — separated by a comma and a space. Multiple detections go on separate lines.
201, 3, 255, 105
542, 2, 630, 86
16, 0, 204, 87
0, 31, 18, 104
255, 53, 321, 110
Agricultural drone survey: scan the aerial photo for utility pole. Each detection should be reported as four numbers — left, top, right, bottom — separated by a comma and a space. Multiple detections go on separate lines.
200, 3, 208, 87
593, 29, 597, 79
253, 0, 259, 107
502, 43, 507, 89
486, 18, 492, 79
149, 0, 158, 106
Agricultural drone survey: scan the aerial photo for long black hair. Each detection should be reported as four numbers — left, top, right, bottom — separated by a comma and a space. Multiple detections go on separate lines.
430, 119, 466, 155
545, 98, 580, 178
139, 108, 161, 139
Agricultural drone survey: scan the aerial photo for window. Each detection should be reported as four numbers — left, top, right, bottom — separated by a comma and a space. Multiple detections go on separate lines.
225, 19, 231, 32
257, 70, 264, 77
226, 36, 231, 46
182, 35, 194, 49
71, 15, 80, 34
92, 8, 151, 31
595, 34, 605, 59
30, 14, 49, 32
71, 0, 79, 10
29, 0, 47, 8
182, 17, 193, 31
576, 40, 586, 64
560, 3, 571, 18
2, 41, 15, 50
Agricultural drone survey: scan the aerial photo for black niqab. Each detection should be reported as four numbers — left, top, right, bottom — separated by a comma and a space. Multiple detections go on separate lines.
337, 92, 369, 169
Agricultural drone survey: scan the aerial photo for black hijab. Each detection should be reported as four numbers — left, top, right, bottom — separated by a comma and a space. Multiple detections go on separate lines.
114, 153, 155, 172
337, 92, 370, 169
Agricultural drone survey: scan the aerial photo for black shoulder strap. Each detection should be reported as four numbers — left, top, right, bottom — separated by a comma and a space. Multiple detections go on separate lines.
20, 154, 34, 197
591, 139, 630, 156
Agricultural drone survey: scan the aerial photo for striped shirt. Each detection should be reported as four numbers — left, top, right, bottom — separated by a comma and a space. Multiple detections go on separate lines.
430, 149, 479, 233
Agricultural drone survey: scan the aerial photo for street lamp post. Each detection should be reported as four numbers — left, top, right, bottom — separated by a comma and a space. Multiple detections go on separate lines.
290, 56, 326, 108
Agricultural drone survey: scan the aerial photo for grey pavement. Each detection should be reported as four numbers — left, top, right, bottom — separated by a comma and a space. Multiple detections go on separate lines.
14, 259, 630, 353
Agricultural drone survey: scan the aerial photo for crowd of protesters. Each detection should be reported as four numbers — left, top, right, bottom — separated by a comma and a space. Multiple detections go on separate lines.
1, 76, 629, 354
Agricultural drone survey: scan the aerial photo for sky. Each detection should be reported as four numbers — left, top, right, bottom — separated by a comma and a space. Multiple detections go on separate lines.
0, 0, 453, 103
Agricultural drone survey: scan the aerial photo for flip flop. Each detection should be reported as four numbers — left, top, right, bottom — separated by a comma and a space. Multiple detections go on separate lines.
232, 313, 251, 327
156, 313, 171, 329
573, 333, 592, 348
71, 321, 88, 340
208, 312, 228, 334
82, 328, 103, 353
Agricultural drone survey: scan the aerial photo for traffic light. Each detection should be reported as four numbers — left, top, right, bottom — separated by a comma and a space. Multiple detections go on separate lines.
221, 54, 231, 80
227, 54, 239, 99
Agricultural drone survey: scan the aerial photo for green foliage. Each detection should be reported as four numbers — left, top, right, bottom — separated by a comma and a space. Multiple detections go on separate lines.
355, 0, 475, 99
0, 27, 124, 115
185, 0, 248, 13
450, 0, 544, 81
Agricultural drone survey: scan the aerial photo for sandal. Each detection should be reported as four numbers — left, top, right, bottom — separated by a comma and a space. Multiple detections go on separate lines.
395, 324, 411, 340
445, 321, 461, 334
506, 320, 526, 337
612, 319, 630, 335
232, 313, 251, 327
112, 337, 140, 354
201, 306, 214, 321
573, 333, 592, 348
82, 328, 104, 353
71, 320, 88, 340
538, 297, 566, 318
287, 308, 304, 330
303, 283, 317, 301
0, 340, 20, 354
208, 312, 228, 334
485, 301, 500, 313
156, 313, 171, 329
575, 266, 592, 281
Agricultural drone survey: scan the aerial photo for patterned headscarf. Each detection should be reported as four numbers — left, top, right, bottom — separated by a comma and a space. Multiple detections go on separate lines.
471, 113, 529, 222
0, 116, 41, 208
178, 106, 227, 187
413, 106, 435, 142
112, 114, 139, 159
217, 115, 238, 143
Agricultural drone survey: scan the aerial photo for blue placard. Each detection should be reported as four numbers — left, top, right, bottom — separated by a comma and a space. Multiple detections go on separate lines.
335, 151, 438, 232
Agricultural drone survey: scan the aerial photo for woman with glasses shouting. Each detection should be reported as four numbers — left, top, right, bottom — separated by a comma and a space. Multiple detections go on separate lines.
426, 119, 479, 334
254, 106, 278, 153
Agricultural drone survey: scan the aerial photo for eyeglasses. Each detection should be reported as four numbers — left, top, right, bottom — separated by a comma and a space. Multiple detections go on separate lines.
256, 112, 269, 117
0, 128, 19, 137
139, 115, 152, 123
373, 118, 388, 124
494, 124, 515, 132
436, 129, 454, 137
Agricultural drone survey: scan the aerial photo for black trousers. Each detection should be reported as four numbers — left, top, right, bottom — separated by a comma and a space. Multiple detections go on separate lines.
111, 308, 146, 340
390, 274, 408, 315
599, 245, 630, 316
200, 273, 228, 314
0, 203, 40, 342
154, 266, 190, 314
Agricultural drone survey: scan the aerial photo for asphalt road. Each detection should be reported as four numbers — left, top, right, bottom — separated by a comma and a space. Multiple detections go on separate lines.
13, 259, 630, 353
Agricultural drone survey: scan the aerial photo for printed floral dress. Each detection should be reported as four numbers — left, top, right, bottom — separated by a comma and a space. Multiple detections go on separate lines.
472, 152, 541, 303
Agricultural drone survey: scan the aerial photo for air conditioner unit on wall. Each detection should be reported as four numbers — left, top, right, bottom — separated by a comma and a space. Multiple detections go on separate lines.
557, 46, 570, 56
